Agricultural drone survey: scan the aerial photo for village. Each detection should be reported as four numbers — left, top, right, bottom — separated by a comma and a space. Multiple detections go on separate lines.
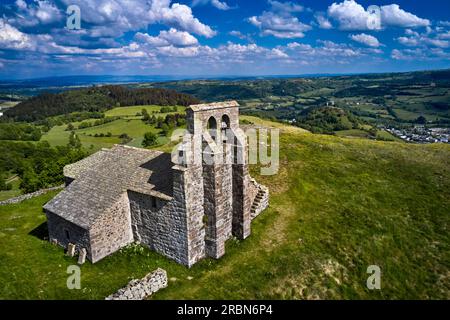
385, 126, 450, 144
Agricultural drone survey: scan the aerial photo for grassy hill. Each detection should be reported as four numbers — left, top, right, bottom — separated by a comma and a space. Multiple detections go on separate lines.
0, 118, 449, 299
40, 105, 181, 152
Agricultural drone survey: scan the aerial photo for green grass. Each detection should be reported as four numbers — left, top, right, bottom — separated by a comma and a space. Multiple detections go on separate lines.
40, 106, 180, 151
335, 129, 370, 138
0, 122, 449, 299
105, 105, 181, 118
41, 124, 120, 152
0, 177, 21, 201
393, 108, 422, 121
376, 130, 403, 142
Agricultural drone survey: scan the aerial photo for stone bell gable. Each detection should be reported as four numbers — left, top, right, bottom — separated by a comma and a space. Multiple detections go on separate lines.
44, 101, 269, 267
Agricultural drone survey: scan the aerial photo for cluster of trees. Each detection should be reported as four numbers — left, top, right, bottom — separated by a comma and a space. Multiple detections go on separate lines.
3, 86, 200, 122
159, 106, 178, 113
37, 111, 105, 132
0, 123, 42, 141
66, 116, 119, 131
296, 107, 362, 134
142, 110, 186, 131
92, 132, 112, 138
142, 132, 158, 147
119, 133, 132, 144
0, 140, 87, 193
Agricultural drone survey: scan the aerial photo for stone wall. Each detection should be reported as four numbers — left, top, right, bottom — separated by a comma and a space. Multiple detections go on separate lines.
0, 185, 64, 206
182, 164, 207, 267
105, 268, 168, 300
45, 211, 91, 256
89, 193, 134, 263
128, 185, 191, 266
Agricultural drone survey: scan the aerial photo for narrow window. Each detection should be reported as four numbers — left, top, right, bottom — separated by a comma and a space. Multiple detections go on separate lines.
151, 197, 157, 209
64, 229, 70, 240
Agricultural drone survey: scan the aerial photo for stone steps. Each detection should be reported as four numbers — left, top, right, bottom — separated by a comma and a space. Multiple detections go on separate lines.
250, 187, 269, 218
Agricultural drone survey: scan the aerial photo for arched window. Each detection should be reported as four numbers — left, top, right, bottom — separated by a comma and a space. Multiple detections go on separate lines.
207, 116, 217, 130
221, 114, 230, 130
207, 116, 218, 141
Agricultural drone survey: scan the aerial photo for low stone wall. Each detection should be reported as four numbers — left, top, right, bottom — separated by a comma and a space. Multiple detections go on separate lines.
105, 268, 168, 300
0, 185, 64, 206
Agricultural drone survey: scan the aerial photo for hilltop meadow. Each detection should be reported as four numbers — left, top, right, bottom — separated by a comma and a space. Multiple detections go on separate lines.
0, 117, 448, 299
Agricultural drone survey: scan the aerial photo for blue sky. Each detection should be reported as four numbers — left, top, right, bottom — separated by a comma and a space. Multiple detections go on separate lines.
0, 0, 450, 79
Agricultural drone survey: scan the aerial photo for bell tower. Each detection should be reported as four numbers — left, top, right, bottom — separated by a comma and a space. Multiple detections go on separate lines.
177, 101, 252, 263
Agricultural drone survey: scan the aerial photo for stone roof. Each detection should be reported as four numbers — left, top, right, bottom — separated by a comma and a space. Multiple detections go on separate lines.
189, 100, 239, 112
44, 145, 174, 229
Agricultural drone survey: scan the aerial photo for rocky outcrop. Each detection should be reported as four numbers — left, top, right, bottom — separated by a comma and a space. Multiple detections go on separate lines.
105, 268, 168, 300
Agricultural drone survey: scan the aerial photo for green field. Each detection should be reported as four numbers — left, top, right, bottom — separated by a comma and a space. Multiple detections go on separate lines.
40, 106, 179, 151
0, 176, 21, 201
335, 129, 370, 138
1, 119, 449, 299
105, 105, 182, 118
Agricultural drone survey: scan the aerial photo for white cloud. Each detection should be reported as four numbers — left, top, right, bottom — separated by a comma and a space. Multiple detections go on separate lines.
228, 30, 254, 42
15, 0, 27, 10
136, 28, 199, 47
59, 0, 216, 38
328, 0, 430, 31
249, 9, 311, 39
268, 0, 304, 13
10, 0, 63, 27
0, 19, 34, 49
192, 0, 234, 11
269, 48, 289, 58
381, 4, 430, 29
397, 29, 450, 48
315, 13, 333, 29
391, 48, 450, 61
350, 33, 381, 47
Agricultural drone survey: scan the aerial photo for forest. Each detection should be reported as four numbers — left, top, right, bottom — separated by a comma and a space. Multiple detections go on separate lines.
2, 86, 200, 122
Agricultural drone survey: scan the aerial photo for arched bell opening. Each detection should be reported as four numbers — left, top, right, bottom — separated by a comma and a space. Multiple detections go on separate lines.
206, 116, 218, 141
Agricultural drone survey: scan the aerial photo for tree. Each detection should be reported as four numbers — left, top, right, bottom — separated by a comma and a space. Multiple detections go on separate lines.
119, 133, 132, 144
161, 123, 170, 136
66, 123, 75, 131
68, 131, 82, 149
142, 132, 158, 147
142, 108, 150, 122
415, 116, 427, 124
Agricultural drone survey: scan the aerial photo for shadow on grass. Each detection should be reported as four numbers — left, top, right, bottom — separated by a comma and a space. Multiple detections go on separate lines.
28, 222, 48, 241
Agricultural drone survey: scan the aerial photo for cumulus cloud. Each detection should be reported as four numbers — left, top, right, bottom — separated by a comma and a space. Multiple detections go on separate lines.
392, 48, 450, 61
328, 0, 430, 31
59, 0, 216, 38
192, 0, 234, 11
228, 31, 254, 42
135, 28, 199, 47
381, 4, 430, 28
249, 1, 311, 39
0, 19, 34, 49
350, 33, 381, 47
397, 28, 450, 48
268, 0, 304, 13
10, 0, 63, 27
315, 13, 333, 29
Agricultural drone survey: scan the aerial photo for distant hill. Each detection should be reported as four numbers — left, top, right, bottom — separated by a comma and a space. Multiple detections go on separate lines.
296, 106, 363, 134
3, 86, 200, 122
